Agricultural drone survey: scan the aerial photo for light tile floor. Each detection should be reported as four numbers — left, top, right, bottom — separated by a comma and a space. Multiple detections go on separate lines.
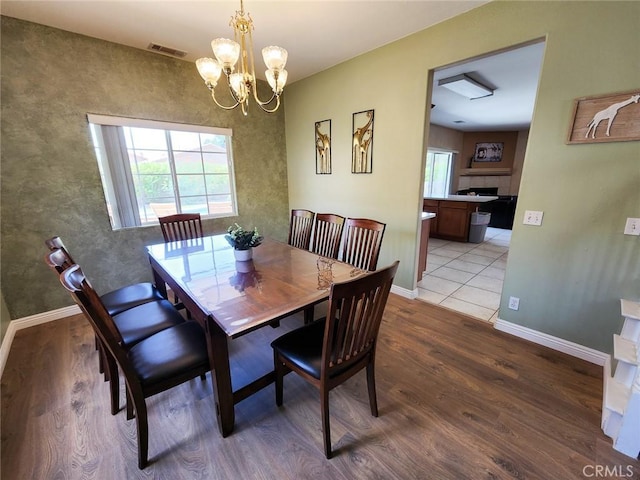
417, 227, 512, 323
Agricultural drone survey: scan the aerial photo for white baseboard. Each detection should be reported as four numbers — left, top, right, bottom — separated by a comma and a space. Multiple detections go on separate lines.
494, 317, 609, 366
0, 305, 81, 379
392, 285, 417, 299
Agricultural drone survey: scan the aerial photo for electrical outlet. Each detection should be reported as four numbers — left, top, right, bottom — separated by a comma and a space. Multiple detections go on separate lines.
508, 296, 520, 310
624, 218, 640, 236
523, 210, 543, 226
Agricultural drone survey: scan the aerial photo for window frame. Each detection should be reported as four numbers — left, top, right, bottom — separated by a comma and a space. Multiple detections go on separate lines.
424, 148, 454, 197
87, 114, 238, 230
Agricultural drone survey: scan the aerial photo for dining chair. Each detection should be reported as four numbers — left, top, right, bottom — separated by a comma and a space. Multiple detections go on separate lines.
287, 209, 315, 251
341, 218, 386, 271
45, 236, 164, 316
158, 213, 203, 242
45, 249, 186, 415
310, 213, 345, 259
271, 260, 399, 458
59, 264, 210, 469
158, 214, 204, 313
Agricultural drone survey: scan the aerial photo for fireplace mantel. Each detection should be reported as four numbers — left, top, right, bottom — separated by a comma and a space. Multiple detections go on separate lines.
459, 168, 511, 176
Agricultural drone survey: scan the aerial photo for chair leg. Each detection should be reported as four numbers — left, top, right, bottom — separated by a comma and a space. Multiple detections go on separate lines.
320, 387, 332, 459
366, 360, 379, 417
96, 335, 104, 374
97, 342, 107, 379
105, 354, 120, 415
274, 351, 284, 407
132, 394, 149, 469
126, 385, 135, 420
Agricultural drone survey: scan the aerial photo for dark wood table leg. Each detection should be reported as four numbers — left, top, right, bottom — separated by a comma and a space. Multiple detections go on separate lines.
205, 316, 235, 437
304, 305, 315, 324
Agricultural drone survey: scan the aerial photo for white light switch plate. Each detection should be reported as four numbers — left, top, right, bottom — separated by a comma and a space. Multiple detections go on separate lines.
624, 218, 640, 236
523, 210, 543, 226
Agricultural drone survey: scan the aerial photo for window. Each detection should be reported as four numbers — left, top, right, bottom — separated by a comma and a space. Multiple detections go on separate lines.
424, 149, 453, 197
87, 114, 237, 230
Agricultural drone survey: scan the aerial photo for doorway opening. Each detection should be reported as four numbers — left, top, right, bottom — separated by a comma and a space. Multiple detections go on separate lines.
417, 39, 545, 323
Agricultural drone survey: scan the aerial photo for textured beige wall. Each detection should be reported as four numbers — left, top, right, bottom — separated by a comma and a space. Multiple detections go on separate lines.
428, 124, 464, 153
1, 16, 289, 319
285, 1, 640, 353
0, 290, 10, 343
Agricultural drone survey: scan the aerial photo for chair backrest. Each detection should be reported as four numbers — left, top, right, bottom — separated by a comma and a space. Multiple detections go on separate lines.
159, 214, 203, 242
322, 260, 399, 376
341, 218, 386, 271
45, 247, 74, 274
59, 264, 125, 350
45, 236, 76, 264
288, 209, 315, 250
311, 213, 345, 259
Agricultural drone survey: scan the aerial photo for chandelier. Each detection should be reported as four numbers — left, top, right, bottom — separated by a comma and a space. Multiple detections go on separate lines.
195, 0, 288, 115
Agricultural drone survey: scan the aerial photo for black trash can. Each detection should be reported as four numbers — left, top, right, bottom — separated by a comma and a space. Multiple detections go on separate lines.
469, 212, 491, 243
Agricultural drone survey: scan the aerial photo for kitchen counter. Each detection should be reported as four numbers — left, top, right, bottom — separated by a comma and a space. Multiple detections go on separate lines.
425, 195, 498, 203
423, 196, 496, 242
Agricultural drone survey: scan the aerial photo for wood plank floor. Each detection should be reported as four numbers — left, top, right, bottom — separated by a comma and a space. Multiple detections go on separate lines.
2, 295, 638, 479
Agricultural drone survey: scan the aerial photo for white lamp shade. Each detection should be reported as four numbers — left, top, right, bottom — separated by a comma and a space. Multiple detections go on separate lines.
266, 69, 287, 93
229, 72, 247, 99
211, 38, 240, 68
196, 57, 222, 85
262, 46, 288, 71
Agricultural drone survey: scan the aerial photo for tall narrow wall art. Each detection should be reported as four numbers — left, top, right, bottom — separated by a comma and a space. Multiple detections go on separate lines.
352, 109, 374, 174
315, 119, 332, 174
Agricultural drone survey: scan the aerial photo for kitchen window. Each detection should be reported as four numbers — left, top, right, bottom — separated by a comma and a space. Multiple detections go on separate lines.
87, 114, 237, 230
424, 149, 453, 197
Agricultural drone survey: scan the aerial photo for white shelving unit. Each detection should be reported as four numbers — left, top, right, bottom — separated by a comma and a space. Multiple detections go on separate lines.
601, 299, 640, 459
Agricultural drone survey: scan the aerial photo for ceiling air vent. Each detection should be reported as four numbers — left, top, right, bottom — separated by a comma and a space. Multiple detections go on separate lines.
147, 43, 187, 58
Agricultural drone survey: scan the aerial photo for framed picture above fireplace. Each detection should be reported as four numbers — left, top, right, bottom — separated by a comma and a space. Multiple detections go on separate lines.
474, 142, 504, 162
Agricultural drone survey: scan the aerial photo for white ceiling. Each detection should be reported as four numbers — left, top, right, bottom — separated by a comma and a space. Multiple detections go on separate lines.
1, 0, 543, 131
430, 41, 545, 131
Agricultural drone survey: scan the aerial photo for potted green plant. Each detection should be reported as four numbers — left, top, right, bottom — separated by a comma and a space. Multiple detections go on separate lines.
225, 223, 263, 261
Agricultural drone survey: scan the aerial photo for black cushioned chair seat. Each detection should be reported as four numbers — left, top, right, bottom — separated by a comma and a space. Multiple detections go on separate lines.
271, 320, 352, 379
128, 321, 209, 386
102, 282, 164, 316
114, 299, 185, 347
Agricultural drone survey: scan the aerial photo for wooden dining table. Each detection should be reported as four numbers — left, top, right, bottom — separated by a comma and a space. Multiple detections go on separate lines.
146, 234, 364, 437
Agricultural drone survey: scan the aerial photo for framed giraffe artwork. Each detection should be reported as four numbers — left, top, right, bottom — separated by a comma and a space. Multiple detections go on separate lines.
567, 89, 640, 144
352, 109, 374, 173
315, 119, 331, 174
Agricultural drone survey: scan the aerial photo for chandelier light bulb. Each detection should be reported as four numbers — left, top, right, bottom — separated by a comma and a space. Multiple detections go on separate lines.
229, 72, 247, 100
211, 38, 240, 69
266, 68, 288, 94
262, 46, 288, 71
195, 57, 222, 86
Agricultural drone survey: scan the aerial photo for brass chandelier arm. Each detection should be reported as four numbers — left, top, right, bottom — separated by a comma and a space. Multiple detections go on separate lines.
254, 93, 281, 113
252, 87, 277, 106
208, 87, 241, 111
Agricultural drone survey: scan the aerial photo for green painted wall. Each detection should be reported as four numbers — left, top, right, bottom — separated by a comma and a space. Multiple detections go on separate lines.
284, 1, 640, 353
1, 16, 289, 319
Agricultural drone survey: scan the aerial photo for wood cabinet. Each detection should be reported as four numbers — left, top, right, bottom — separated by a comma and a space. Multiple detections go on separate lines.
423, 200, 439, 234
423, 199, 481, 242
